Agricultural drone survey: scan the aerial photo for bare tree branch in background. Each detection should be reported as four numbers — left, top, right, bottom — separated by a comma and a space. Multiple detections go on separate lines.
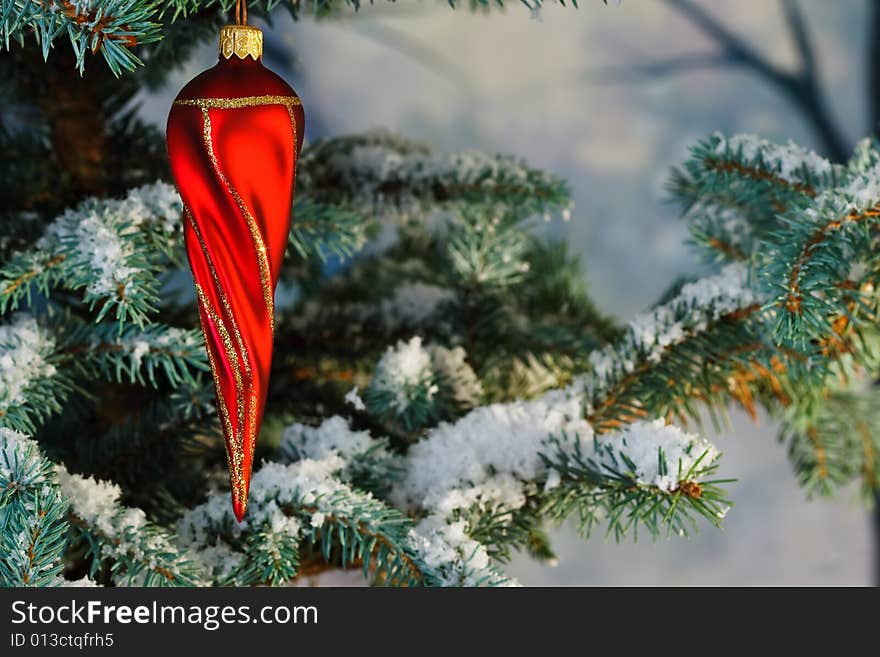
663, 0, 849, 161
588, 0, 850, 161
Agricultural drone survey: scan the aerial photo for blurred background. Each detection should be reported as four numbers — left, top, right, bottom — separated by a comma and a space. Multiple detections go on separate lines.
140, 0, 874, 584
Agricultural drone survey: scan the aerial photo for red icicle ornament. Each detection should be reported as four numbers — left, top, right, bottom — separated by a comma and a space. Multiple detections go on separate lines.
166, 14, 304, 521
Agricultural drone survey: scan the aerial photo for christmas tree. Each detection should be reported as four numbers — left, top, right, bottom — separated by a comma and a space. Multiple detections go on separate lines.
1, 1, 878, 587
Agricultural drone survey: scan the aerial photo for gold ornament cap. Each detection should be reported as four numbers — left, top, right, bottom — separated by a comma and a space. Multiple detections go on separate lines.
219, 25, 263, 61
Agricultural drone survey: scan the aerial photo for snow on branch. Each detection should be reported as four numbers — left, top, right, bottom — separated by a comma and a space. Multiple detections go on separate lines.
0, 183, 182, 326
364, 337, 483, 435
63, 321, 208, 388
298, 129, 570, 218
541, 419, 730, 540
279, 416, 400, 495
672, 133, 842, 262
275, 415, 510, 586
0, 314, 64, 434
395, 388, 590, 513
711, 133, 833, 188
179, 455, 425, 585
394, 385, 727, 547
586, 263, 766, 431
56, 465, 205, 586
764, 162, 880, 348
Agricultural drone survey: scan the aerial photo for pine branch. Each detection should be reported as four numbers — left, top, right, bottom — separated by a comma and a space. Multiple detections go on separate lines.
0, 429, 68, 586
396, 386, 729, 557
289, 199, 368, 263
0, 314, 67, 434
2, 0, 592, 75
671, 133, 840, 262
61, 320, 208, 388
298, 129, 571, 218
57, 465, 206, 585
0, 183, 182, 326
540, 423, 730, 540
764, 176, 880, 349
781, 366, 880, 496
585, 264, 767, 432
179, 456, 425, 586
1, 0, 163, 75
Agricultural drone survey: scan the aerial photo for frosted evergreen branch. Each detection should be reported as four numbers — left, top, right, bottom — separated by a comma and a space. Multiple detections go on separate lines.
57, 465, 207, 585
697, 132, 834, 195
180, 451, 511, 586
280, 256, 459, 352
447, 206, 532, 289
0, 314, 66, 434
540, 424, 730, 540
298, 129, 571, 218
179, 456, 425, 586
0, 430, 68, 586
408, 514, 512, 586
0, 183, 182, 327
586, 263, 767, 432
395, 387, 728, 553
763, 170, 880, 349
61, 320, 208, 388
364, 337, 485, 437
672, 133, 841, 261
366, 336, 442, 434
278, 416, 401, 497
679, 201, 751, 263
0, 250, 66, 314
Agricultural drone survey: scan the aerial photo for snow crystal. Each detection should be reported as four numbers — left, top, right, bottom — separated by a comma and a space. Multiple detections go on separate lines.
344, 386, 366, 411
0, 315, 56, 413
371, 336, 438, 410
280, 416, 382, 463
395, 387, 591, 511
592, 419, 720, 492
408, 515, 513, 587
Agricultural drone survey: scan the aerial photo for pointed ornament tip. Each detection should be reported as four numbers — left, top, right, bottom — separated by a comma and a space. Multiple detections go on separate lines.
232, 490, 248, 523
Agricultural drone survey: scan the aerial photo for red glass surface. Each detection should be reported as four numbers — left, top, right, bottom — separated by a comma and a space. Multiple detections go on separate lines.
166, 54, 304, 521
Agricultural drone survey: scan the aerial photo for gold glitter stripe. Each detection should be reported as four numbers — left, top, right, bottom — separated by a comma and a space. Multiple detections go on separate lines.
174, 95, 301, 110
200, 107, 275, 331
195, 282, 245, 490
286, 104, 298, 154
187, 210, 258, 472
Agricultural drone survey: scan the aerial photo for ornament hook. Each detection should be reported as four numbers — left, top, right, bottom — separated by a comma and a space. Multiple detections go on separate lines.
235, 0, 247, 25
